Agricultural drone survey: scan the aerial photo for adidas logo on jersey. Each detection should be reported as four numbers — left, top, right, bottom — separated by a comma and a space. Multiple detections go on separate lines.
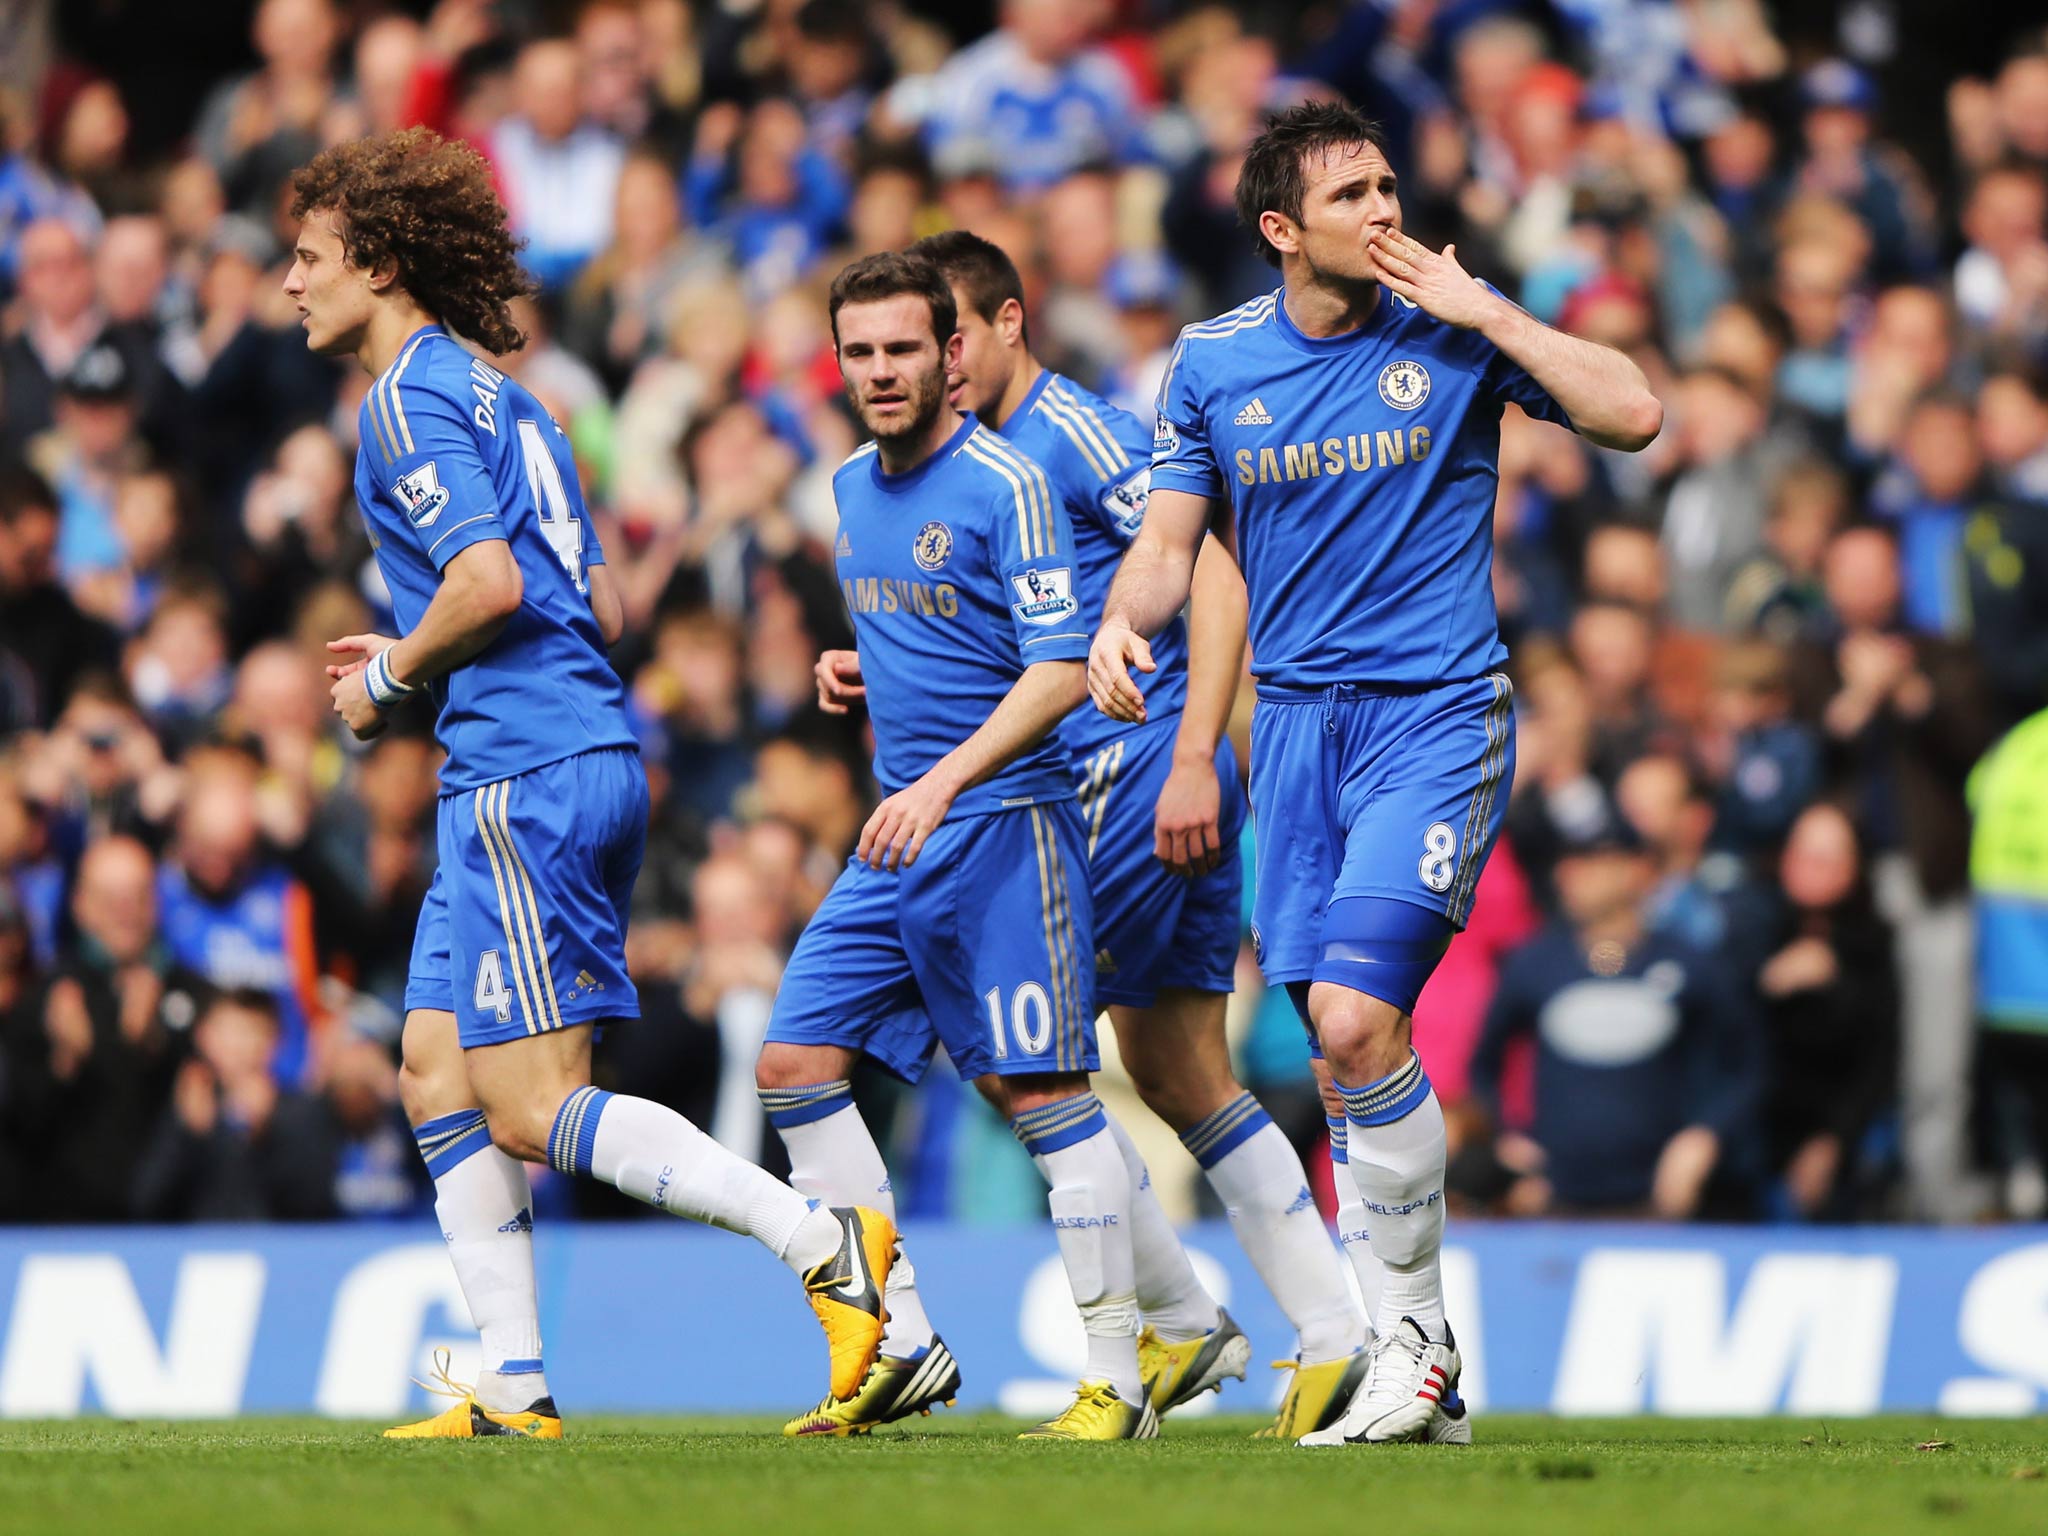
835, 531, 852, 558
1233, 397, 1274, 426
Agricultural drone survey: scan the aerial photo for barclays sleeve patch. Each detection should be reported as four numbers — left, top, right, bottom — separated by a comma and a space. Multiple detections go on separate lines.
1012, 566, 1079, 626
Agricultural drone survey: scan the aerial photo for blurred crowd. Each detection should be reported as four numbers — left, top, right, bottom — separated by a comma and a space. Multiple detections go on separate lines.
1, 0, 2046, 1230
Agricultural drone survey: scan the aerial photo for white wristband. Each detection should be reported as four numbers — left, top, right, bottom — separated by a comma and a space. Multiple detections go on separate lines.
364, 650, 416, 709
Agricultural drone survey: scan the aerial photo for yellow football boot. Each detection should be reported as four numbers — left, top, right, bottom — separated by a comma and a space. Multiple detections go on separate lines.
1253, 1348, 1371, 1440
801, 1206, 898, 1400
382, 1350, 563, 1440
1019, 1380, 1159, 1441
1137, 1307, 1250, 1414
783, 1337, 962, 1436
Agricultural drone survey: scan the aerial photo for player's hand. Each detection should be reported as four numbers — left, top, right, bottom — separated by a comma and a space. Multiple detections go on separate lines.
1365, 229, 1503, 331
814, 649, 866, 714
326, 633, 396, 741
1088, 621, 1154, 724
1154, 749, 1224, 877
856, 775, 955, 872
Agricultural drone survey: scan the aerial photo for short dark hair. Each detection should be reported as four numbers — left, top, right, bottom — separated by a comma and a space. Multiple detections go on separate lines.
827, 250, 957, 347
907, 230, 1028, 344
0, 461, 56, 526
1236, 102, 1394, 268
797, 0, 867, 45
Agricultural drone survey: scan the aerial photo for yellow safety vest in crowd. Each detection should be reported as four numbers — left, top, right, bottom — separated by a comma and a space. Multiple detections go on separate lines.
1969, 707, 2048, 1030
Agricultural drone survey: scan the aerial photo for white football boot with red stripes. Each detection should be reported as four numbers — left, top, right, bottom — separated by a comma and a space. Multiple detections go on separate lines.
1295, 1318, 1464, 1447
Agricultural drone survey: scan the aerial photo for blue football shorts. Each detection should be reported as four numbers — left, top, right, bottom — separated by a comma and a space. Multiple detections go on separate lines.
766, 800, 1098, 1083
1247, 673, 1515, 985
406, 747, 646, 1047
1072, 717, 1244, 1007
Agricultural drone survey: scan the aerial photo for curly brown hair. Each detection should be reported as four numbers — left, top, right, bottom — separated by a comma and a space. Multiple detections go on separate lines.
289, 128, 535, 354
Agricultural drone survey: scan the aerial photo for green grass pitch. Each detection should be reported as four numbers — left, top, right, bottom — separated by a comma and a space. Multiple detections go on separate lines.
3, 1415, 2045, 1536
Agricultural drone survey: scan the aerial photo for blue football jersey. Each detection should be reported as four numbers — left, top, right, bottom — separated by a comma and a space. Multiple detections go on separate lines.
1152, 286, 1572, 689
832, 415, 1090, 816
352, 326, 635, 790
998, 369, 1186, 755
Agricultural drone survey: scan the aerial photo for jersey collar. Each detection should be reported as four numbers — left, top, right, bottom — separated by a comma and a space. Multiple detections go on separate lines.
1273, 285, 1393, 356
373, 323, 449, 389
870, 411, 978, 488
997, 367, 1054, 436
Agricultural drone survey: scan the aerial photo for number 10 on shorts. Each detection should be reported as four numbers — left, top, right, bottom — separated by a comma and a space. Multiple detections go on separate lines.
985, 983, 1054, 1060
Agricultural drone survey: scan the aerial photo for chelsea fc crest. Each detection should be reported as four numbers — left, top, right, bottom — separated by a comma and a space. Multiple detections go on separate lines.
912, 520, 952, 571
1378, 360, 1430, 411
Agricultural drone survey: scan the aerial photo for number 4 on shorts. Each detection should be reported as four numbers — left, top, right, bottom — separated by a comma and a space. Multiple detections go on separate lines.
475, 948, 513, 1022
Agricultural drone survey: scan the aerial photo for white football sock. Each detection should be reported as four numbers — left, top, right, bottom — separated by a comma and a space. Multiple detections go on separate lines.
1336, 1055, 1448, 1341
767, 1090, 936, 1354
554, 1087, 840, 1272
1328, 1116, 1384, 1336
1015, 1094, 1143, 1403
414, 1109, 548, 1413
1105, 1112, 1219, 1342
1200, 1115, 1366, 1364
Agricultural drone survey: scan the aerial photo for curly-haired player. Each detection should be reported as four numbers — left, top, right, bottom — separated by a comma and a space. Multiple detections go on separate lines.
284, 129, 896, 1439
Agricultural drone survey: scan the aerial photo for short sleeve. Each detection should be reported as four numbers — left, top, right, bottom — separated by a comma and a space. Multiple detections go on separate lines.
1149, 337, 1223, 496
1040, 389, 1153, 551
978, 442, 1091, 665
372, 381, 508, 570
1476, 282, 1575, 430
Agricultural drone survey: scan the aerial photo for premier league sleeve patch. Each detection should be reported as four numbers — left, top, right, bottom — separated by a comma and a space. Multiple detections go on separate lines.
1011, 566, 1079, 625
1101, 467, 1150, 538
1153, 412, 1180, 455
393, 460, 451, 526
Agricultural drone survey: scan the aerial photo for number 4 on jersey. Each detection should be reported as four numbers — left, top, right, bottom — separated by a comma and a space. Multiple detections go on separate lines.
517, 417, 585, 592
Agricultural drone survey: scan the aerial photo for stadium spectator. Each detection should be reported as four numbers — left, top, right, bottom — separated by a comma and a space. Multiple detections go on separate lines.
0, 463, 118, 729
561, 151, 727, 398
1960, 489, 2048, 728
190, 0, 342, 219
1953, 159, 2048, 350
4, 836, 207, 1223
1977, 367, 2048, 501
1701, 640, 1820, 860
1758, 804, 1898, 1220
490, 38, 625, 291
1465, 813, 1762, 1218
895, 0, 1142, 194
155, 747, 322, 1087
1660, 366, 1782, 631
1814, 528, 1996, 1221
130, 988, 338, 1221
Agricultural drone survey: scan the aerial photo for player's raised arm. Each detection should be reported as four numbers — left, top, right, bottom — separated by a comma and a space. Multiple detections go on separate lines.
1364, 228, 1663, 451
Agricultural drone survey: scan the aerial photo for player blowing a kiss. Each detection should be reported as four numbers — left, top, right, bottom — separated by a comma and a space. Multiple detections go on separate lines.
286, 129, 894, 1439
1090, 101, 1662, 1446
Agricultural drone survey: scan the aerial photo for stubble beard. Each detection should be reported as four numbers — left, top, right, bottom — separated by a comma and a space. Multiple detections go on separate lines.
861, 364, 946, 445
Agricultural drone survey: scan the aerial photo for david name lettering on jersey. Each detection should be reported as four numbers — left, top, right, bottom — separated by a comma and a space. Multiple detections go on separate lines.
351, 325, 634, 786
